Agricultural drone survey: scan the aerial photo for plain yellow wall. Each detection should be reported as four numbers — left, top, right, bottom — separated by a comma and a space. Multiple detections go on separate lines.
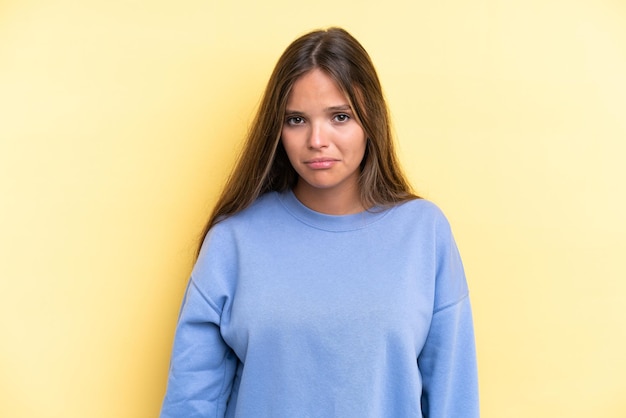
1, 0, 625, 417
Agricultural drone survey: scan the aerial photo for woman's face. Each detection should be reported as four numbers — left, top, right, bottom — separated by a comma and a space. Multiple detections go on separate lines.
281, 69, 366, 209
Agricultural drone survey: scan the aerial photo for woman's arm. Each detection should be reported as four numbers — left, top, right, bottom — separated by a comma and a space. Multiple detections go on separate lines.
418, 295, 479, 417
161, 225, 239, 418
160, 278, 238, 418
418, 212, 479, 417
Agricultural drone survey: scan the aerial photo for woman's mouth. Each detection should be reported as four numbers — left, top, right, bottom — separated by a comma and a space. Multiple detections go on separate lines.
304, 158, 339, 169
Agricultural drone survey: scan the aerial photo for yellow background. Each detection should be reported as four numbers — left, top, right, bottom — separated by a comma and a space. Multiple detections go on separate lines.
1, 0, 625, 417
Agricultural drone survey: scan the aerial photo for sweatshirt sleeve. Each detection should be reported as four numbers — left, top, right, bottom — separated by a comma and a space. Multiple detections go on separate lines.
417, 213, 479, 418
160, 226, 239, 418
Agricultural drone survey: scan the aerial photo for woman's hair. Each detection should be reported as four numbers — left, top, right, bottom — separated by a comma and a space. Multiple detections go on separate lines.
198, 27, 418, 250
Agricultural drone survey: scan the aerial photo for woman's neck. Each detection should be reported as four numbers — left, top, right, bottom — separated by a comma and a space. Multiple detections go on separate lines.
292, 182, 364, 215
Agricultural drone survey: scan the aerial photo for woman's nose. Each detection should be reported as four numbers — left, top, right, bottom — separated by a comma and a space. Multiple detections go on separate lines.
307, 123, 329, 149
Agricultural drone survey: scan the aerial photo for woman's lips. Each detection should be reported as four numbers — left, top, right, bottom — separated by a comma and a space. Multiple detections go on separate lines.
304, 158, 339, 169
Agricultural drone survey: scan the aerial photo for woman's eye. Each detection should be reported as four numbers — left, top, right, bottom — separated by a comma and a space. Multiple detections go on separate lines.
286, 116, 304, 125
334, 114, 350, 122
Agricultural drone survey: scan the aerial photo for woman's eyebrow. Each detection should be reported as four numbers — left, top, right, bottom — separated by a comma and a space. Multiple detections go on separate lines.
325, 104, 351, 111
284, 104, 351, 114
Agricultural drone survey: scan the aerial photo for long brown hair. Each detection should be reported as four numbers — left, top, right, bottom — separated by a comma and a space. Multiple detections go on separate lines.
199, 27, 418, 251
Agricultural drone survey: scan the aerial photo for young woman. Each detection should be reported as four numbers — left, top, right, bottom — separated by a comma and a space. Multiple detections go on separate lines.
160, 27, 479, 418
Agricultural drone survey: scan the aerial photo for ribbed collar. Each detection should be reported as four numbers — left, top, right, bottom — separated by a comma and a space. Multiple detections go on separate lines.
277, 190, 392, 232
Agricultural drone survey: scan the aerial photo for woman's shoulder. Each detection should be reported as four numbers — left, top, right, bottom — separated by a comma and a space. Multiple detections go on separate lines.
393, 197, 448, 221
212, 192, 283, 230
388, 197, 456, 239
199, 192, 283, 255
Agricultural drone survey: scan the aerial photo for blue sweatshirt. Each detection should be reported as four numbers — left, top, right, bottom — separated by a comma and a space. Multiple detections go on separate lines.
160, 191, 479, 417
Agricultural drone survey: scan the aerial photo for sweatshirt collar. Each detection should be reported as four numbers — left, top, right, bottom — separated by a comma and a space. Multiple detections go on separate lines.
277, 190, 391, 232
